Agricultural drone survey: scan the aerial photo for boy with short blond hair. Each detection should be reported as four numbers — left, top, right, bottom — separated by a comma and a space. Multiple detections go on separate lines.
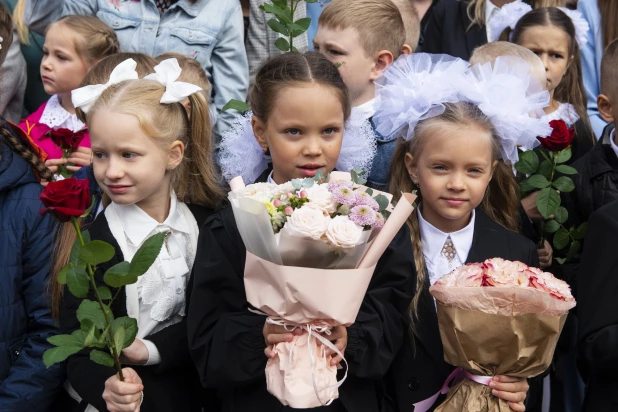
391, 0, 421, 52
470, 41, 546, 87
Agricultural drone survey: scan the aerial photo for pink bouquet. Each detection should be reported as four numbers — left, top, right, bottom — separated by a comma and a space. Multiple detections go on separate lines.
428, 259, 576, 412
229, 171, 416, 408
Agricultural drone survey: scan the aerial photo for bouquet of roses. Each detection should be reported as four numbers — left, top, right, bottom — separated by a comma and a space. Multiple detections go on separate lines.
228, 171, 417, 408
428, 258, 576, 412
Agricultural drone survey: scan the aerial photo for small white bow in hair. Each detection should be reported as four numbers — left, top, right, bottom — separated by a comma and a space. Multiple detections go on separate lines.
72, 58, 139, 113
487, 0, 532, 43
144, 58, 202, 104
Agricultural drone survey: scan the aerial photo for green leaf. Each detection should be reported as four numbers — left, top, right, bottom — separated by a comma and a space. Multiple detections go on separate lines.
272, 0, 287, 9
514, 151, 539, 175
76, 300, 107, 329
553, 227, 570, 250
374, 194, 390, 212
79, 240, 115, 266
83, 322, 96, 347
555, 164, 578, 175
301, 179, 315, 188
70, 239, 82, 266
129, 232, 167, 277
57, 265, 69, 285
66, 266, 89, 298
351, 167, 367, 185
82, 230, 91, 244
527, 174, 551, 189
312, 169, 324, 182
261, 3, 293, 24
555, 257, 566, 264
274, 37, 290, 52
267, 18, 289, 36
554, 206, 568, 224
90, 349, 115, 368
103, 261, 136, 288
43, 345, 82, 368
47, 333, 85, 348
305, 0, 318, 3
97, 286, 112, 301
112, 317, 138, 349
555, 147, 572, 164
565, 240, 581, 262
544, 219, 560, 234
552, 176, 575, 193
80, 195, 96, 219
536, 187, 560, 219
537, 160, 553, 180
519, 179, 534, 196
572, 222, 587, 240
293, 17, 311, 31
365, 188, 374, 196
221, 99, 249, 112
113, 326, 125, 355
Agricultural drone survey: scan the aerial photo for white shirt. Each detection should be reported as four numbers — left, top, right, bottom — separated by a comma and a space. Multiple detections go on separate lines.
39, 94, 85, 131
485, 1, 502, 42
352, 99, 376, 122
111, 194, 194, 365
418, 207, 476, 286
610, 129, 618, 159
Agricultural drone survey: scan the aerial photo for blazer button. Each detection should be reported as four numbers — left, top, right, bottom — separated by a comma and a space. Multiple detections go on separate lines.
408, 377, 421, 391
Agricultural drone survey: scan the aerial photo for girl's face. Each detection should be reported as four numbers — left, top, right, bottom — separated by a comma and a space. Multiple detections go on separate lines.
406, 123, 497, 233
253, 84, 345, 184
517, 25, 573, 96
90, 109, 183, 220
41, 23, 92, 96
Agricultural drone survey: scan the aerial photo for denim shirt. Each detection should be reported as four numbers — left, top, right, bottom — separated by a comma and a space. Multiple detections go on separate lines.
367, 118, 398, 192
25, 0, 249, 141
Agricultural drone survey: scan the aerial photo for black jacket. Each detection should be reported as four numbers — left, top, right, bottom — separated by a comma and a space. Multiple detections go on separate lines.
60, 204, 213, 412
384, 209, 540, 411
576, 200, 618, 411
187, 171, 417, 412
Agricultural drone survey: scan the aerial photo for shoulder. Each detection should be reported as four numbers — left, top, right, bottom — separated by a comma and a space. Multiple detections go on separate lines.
590, 200, 618, 227
474, 210, 537, 264
185, 203, 217, 229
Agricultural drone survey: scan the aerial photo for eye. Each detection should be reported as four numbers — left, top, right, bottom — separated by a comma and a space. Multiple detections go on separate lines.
285, 128, 302, 136
329, 49, 343, 56
122, 152, 137, 159
42, 49, 49, 56
550, 53, 563, 59
93, 151, 107, 160
313, 44, 320, 51
468, 168, 483, 174
57, 54, 69, 61
323, 127, 339, 135
433, 165, 447, 171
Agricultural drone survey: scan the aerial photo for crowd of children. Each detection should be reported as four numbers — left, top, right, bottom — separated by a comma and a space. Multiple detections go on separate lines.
1, 0, 617, 412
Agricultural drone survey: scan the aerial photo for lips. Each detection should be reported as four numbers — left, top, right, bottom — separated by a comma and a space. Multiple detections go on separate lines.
297, 164, 324, 178
442, 198, 468, 207
41, 75, 53, 83
106, 184, 132, 195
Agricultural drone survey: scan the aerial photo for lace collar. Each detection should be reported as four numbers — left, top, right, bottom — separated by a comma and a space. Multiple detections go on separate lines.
542, 102, 580, 127
39, 95, 85, 132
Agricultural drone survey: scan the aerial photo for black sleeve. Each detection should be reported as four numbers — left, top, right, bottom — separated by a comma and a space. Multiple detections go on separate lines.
526, 238, 540, 269
345, 225, 416, 379
421, 0, 445, 54
577, 205, 618, 373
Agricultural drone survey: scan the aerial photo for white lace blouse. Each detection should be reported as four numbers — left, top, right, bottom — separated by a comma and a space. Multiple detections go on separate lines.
40, 94, 85, 131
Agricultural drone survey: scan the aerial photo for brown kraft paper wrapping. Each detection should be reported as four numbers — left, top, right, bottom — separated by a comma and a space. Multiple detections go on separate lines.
433, 303, 567, 412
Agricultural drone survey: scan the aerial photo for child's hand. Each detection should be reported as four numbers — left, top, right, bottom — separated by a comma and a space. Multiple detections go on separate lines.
537, 240, 553, 269
103, 367, 143, 412
263, 322, 303, 359
489, 375, 528, 411
317, 325, 347, 366
41, 158, 68, 186
120, 339, 149, 365
521, 191, 559, 221
67, 146, 92, 169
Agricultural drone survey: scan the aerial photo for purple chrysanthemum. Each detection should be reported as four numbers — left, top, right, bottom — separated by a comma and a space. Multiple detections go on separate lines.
328, 180, 354, 192
332, 186, 357, 206
349, 205, 377, 227
354, 192, 380, 211
372, 213, 385, 229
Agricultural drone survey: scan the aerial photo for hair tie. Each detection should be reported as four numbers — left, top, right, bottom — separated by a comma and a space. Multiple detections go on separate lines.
72, 58, 139, 113
557, 7, 589, 48
488, 0, 532, 43
144, 58, 202, 104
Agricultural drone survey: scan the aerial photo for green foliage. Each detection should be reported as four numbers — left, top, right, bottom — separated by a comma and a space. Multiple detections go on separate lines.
260, 0, 314, 53
514, 151, 539, 175
351, 167, 367, 185
536, 187, 560, 218
90, 349, 115, 367
221, 99, 250, 112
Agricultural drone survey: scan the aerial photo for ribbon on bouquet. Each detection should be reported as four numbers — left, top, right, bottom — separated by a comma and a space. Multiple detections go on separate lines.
412, 367, 493, 412
249, 308, 348, 406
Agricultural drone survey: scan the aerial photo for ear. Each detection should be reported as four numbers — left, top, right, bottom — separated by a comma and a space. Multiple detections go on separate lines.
251, 115, 269, 150
401, 44, 413, 55
168, 140, 185, 169
370, 50, 395, 80
404, 153, 419, 184
489, 160, 499, 181
597, 94, 614, 123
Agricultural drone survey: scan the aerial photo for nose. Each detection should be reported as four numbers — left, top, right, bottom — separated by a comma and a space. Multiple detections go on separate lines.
105, 156, 124, 180
301, 135, 323, 158
540, 55, 550, 71
446, 172, 466, 191
41, 55, 52, 72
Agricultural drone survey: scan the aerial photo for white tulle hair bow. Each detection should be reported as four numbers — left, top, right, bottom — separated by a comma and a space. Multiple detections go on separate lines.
72, 58, 139, 113
372, 53, 470, 141
558, 7, 590, 48
458, 56, 552, 164
144, 58, 202, 104
488, 0, 532, 42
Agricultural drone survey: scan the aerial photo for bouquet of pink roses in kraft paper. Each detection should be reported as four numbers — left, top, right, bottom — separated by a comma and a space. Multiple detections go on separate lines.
228, 170, 416, 408
428, 258, 576, 412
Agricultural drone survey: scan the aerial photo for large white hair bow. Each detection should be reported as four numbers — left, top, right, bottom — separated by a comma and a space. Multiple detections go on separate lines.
144, 58, 202, 104
558, 7, 590, 48
488, 0, 532, 42
372, 53, 469, 141
72, 58, 139, 113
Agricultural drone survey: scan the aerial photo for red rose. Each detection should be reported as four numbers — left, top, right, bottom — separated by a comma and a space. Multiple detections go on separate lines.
40, 178, 91, 222
537, 120, 575, 152
46, 127, 87, 151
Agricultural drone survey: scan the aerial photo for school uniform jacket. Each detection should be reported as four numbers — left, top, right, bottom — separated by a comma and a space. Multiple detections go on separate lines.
60, 204, 213, 412
383, 208, 540, 411
187, 169, 417, 412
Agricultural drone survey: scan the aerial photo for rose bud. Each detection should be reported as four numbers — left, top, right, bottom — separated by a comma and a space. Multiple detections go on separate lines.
273, 199, 282, 207
284, 206, 294, 216
299, 190, 308, 199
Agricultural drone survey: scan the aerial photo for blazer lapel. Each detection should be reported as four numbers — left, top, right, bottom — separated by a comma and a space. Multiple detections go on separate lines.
466, 209, 504, 264
254, 167, 272, 183
415, 275, 449, 369
459, 3, 487, 58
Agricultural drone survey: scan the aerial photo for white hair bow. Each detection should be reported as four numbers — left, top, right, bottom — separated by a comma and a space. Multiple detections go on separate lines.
144, 58, 202, 104
72, 58, 139, 113
488, 0, 532, 42
558, 7, 590, 48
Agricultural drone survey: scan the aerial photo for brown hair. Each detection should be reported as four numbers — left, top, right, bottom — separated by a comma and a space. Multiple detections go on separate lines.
48, 15, 119, 65
319, 0, 406, 59
79, 53, 158, 88
250, 52, 351, 124
388, 102, 520, 333
156, 52, 211, 96
0, 124, 53, 181
390, 0, 421, 51
600, 39, 618, 101
0, 2, 13, 66
599, 0, 618, 49
507, 7, 594, 143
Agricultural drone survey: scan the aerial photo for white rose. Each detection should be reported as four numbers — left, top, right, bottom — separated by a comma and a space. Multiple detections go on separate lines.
325, 216, 364, 248
284, 206, 331, 240
305, 183, 337, 214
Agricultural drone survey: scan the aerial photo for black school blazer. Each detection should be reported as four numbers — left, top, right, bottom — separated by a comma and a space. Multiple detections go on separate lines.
384, 209, 540, 411
187, 169, 417, 412
60, 204, 213, 412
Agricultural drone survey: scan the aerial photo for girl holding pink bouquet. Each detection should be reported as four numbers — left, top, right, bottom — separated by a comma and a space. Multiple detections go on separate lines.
187, 52, 417, 412
18, 15, 119, 178
377, 53, 552, 411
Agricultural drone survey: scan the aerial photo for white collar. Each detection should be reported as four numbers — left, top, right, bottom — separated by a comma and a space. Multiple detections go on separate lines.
39, 95, 86, 131
542, 102, 580, 127
114, 192, 190, 247
352, 99, 376, 122
267, 170, 276, 184
610, 128, 618, 159
418, 206, 476, 264
486, 0, 500, 22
